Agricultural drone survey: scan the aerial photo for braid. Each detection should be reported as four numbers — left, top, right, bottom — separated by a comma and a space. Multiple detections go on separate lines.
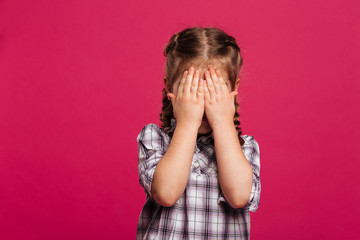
225, 36, 240, 52
161, 33, 180, 138
163, 33, 179, 57
159, 87, 174, 138
234, 96, 245, 146
225, 36, 245, 146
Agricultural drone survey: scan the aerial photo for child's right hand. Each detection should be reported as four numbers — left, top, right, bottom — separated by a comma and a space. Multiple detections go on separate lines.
167, 66, 205, 129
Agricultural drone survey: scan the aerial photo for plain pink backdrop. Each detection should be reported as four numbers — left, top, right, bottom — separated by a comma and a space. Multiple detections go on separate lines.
0, 0, 359, 239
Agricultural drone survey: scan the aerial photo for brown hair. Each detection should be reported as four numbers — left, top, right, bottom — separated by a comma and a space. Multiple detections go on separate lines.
160, 26, 245, 146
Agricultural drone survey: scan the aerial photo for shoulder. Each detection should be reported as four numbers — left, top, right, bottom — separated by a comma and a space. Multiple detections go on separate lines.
241, 135, 260, 167
136, 123, 170, 150
137, 123, 164, 141
240, 134, 260, 158
241, 135, 259, 146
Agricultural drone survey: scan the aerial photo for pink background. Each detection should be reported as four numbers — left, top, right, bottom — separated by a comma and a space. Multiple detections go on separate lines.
0, 0, 359, 239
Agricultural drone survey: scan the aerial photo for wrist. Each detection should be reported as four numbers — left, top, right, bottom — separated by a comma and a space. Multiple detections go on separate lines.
176, 120, 200, 133
211, 119, 235, 132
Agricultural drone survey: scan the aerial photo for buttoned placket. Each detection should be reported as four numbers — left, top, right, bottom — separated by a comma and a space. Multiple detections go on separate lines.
192, 145, 201, 171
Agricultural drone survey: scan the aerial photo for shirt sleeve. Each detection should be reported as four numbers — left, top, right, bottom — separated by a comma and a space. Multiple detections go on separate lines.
241, 136, 261, 212
218, 135, 261, 212
137, 123, 167, 200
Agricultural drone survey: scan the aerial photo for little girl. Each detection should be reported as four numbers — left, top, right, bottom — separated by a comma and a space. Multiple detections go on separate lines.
136, 27, 261, 240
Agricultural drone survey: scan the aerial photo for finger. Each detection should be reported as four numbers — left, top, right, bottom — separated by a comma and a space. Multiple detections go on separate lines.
190, 69, 200, 96
205, 70, 215, 99
204, 79, 211, 102
215, 68, 229, 95
178, 70, 188, 98
184, 66, 194, 95
197, 79, 204, 102
209, 66, 223, 96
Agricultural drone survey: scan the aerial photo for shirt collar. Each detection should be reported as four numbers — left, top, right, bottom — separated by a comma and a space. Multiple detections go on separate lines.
170, 117, 214, 139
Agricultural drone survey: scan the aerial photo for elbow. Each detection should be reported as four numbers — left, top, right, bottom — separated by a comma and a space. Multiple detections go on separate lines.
227, 189, 252, 209
228, 196, 250, 209
152, 188, 179, 207
230, 171, 253, 209
229, 199, 248, 209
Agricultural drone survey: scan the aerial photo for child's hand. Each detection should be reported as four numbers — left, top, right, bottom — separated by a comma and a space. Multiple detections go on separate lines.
167, 66, 205, 129
203, 66, 238, 129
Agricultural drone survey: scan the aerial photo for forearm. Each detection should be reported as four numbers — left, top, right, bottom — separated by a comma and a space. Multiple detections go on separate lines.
151, 122, 198, 206
213, 121, 253, 208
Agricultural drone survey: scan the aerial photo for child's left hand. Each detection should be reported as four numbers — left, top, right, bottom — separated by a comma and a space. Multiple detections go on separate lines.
203, 66, 238, 129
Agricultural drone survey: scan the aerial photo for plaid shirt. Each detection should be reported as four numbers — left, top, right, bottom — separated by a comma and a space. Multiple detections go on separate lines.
137, 117, 261, 240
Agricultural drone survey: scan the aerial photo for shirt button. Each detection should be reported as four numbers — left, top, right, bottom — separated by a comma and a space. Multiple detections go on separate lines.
193, 161, 200, 168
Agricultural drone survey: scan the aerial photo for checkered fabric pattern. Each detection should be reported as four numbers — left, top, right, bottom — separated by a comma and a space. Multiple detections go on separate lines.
137, 118, 261, 240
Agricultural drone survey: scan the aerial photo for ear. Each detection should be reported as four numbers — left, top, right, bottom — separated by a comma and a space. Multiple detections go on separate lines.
164, 76, 172, 101
230, 91, 238, 101
234, 78, 240, 91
